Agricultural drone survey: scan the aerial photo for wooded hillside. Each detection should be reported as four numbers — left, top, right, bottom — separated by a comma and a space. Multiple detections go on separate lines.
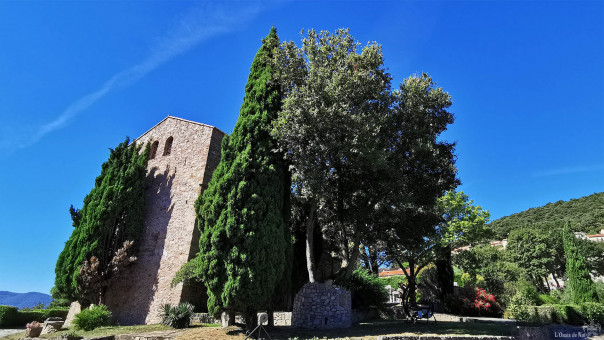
489, 192, 604, 239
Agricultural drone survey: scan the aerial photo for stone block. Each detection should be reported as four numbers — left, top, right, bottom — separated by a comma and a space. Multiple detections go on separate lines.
64, 301, 82, 327
291, 282, 351, 329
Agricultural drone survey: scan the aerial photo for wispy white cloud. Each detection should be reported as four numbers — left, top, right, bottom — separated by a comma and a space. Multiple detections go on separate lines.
3, 2, 263, 152
533, 163, 604, 177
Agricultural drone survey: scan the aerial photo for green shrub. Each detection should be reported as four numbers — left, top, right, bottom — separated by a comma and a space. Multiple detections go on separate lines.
554, 304, 585, 325
539, 294, 560, 305
0, 305, 18, 328
505, 304, 535, 322
160, 303, 194, 329
505, 305, 559, 323
73, 305, 112, 331
577, 302, 604, 324
459, 273, 484, 288
595, 281, 604, 301
505, 302, 604, 325
509, 280, 540, 306
549, 289, 567, 303
335, 268, 388, 309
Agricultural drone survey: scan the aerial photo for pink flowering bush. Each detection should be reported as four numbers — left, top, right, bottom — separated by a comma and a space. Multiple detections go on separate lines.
25, 321, 42, 337
26, 321, 41, 329
461, 287, 503, 317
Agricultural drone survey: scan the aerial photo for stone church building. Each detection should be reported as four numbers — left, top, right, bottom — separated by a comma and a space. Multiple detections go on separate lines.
103, 116, 225, 325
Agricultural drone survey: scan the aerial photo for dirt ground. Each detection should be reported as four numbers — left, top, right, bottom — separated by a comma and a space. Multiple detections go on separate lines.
175, 319, 516, 340
175, 325, 246, 340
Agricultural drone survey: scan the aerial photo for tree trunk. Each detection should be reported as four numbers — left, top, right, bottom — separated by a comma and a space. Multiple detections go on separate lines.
408, 276, 417, 304
544, 277, 551, 293
267, 309, 274, 327
243, 309, 257, 332
227, 311, 235, 326
343, 230, 362, 278
369, 246, 379, 275
407, 258, 417, 308
435, 245, 454, 303
552, 272, 561, 289
362, 245, 380, 275
305, 202, 317, 283
361, 246, 372, 272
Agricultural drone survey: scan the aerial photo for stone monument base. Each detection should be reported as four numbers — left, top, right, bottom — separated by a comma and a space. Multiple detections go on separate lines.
291, 282, 351, 329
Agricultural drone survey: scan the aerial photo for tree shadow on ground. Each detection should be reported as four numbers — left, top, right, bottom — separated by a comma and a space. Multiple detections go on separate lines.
262, 320, 515, 339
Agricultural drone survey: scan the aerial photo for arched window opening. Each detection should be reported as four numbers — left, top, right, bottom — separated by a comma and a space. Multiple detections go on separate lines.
150, 141, 159, 159
163, 137, 173, 156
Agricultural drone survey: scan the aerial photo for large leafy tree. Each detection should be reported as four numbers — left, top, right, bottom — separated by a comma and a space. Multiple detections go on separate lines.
563, 223, 599, 303
453, 244, 523, 300
53, 138, 148, 304
434, 191, 491, 301
194, 28, 289, 328
506, 226, 555, 292
273, 29, 394, 281
380, 74, 459, 309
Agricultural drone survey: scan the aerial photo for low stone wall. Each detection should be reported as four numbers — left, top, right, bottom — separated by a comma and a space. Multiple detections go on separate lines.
219, 311, 292, 326
190, 313, 219, 324
273, 311, 291, 326
217, 309, 372, 327
292, 282, 351, 329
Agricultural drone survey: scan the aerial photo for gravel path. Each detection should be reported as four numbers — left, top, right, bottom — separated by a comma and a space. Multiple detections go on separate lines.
0, 329, 23, 338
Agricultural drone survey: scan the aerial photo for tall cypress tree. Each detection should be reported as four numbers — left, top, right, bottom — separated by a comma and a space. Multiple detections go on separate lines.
563, 223, 599, 303
53, 138, 149, 303
195, 27, 289, 328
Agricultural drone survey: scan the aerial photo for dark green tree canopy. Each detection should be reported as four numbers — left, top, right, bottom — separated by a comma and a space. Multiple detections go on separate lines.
272, 29, 458, 284
563, 223, 599, 303
506, 227, 554, 289
490, 192, 604, 239
194, 27, 289, 325
53, 137, 148, 302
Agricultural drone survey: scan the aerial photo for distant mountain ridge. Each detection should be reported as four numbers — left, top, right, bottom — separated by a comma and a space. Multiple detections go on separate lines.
489, 192, 604, 239
0, 291, 51, 309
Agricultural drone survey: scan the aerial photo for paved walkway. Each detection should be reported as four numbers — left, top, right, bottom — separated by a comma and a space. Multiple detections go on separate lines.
432, 313, 516, 325
0, 329, 23, 338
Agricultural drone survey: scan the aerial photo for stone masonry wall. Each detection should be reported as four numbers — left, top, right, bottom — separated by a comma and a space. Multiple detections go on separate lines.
292, 282, 351, 329
104, 116, 224, 325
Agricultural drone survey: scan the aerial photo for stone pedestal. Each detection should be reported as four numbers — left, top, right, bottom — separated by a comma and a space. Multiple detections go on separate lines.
24, 326, 42, 337
292, 282, 351, 329
40, 317, 64, 335
220, 311, 235, 327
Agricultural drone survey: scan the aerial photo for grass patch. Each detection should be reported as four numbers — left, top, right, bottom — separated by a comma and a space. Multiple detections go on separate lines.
0, 324, 171, 340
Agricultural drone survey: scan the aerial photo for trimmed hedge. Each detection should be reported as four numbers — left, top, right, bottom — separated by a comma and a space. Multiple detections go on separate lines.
505, 302, 604, 325
18, 309, 69, 325
0, 306, 18, 328
0, 306, 69, 328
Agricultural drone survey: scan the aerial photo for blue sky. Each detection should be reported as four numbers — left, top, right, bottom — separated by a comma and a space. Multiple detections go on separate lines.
0, 1, 602, 295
